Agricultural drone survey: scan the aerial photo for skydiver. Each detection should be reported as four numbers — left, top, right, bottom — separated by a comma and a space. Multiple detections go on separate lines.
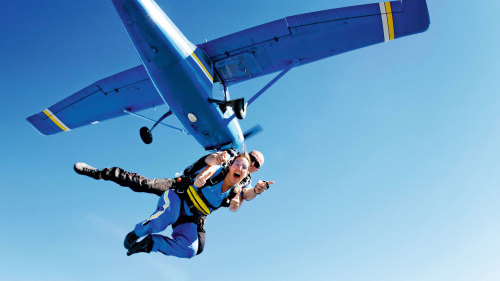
74, 150, 274, 256
74, 150, 271, 206
120, 153, 253, 258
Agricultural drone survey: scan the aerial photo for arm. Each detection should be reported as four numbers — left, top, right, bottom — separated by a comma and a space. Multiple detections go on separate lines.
230, 180, 274, 211
242, 180, 275, 201
193, 165, 219, 187
205, 151, 230, 166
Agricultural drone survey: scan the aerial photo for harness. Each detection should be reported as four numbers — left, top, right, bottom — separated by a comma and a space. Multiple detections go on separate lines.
171, 169, 236, 256
171, 162, 247, 256
174, 165, 240, 216
183, 149, 237, 178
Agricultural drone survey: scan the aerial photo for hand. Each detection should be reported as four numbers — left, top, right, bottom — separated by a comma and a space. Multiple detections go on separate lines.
216, 151, 230, 164
229, 197, 241, 211
194, 176, 206, 188
229, 187, 242, 212
206, 151, 230, 166
254, 180, 275, 195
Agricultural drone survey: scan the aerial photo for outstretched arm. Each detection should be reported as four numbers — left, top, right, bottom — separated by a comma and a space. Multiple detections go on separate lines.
229, 180, 274, 211
242, 180, 275, 201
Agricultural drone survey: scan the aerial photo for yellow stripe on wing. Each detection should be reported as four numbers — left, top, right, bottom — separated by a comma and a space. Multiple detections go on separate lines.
43, 109, 70, 132
385, 2, 395, 40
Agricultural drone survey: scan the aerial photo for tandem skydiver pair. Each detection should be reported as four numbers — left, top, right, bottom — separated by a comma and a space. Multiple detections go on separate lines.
74, 149, 274, 258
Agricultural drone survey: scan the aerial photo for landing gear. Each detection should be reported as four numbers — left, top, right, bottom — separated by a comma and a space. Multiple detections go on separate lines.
140, 126, 153, 144
208, 98, 247, 120
234, 99, 247, 120
139, 110, 172, 144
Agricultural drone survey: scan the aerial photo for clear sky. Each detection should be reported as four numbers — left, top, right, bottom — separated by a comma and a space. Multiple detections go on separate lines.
1, 1, 499, 281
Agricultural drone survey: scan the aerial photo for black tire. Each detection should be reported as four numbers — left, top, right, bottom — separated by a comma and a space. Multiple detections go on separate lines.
140, 126, 153, 144
234, 99, 247, 119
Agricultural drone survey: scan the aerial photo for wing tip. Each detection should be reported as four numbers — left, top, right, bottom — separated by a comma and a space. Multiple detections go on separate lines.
403, 0, 431, 34
26, 113, 57, 136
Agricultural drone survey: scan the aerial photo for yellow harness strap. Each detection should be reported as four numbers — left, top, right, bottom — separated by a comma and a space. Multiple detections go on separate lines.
186, 186, 211, 215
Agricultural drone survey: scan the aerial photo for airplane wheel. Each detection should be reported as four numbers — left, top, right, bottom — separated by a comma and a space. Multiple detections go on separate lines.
234, 99, 247, 120
140, 126, 153, 144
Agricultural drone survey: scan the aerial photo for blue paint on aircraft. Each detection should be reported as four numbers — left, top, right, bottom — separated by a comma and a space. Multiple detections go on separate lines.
27, 0, 430, 151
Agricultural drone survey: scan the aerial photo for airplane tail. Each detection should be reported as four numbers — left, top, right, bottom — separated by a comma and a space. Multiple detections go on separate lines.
243, 125, 263, 140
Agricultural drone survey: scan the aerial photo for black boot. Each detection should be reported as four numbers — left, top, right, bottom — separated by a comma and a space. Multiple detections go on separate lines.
127, 235, 154, 256
124, 231, 140, 250
74, 163, 102, 179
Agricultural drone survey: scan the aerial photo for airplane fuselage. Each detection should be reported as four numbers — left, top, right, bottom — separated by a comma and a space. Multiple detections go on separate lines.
112, 0, 244, 150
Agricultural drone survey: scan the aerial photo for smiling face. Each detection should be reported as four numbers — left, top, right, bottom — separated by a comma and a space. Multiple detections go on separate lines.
225, 156, 250, 187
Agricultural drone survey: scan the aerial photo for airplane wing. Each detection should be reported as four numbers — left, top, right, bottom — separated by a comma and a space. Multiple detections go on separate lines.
198, 0, 430, 85
27, 65, 164, 135
27, 0, 429, 136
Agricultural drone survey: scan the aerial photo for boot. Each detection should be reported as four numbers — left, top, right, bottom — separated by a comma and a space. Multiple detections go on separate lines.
74, 163, 102, 180
127, 235, 154, 256
124, 231, 140, 250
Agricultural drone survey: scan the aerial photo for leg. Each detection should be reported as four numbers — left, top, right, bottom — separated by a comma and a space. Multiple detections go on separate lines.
74, 162, 174, 196
133, 190, 181, 237
172, 215, 206, 255
101, 166, 175, 196
126, 192, 198, 258
151, 222, 199, 259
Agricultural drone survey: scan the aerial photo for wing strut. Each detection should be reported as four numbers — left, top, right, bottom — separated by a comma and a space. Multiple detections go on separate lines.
123, 109, 187, 134
247, 60, 298, 106
222, 60, 297, 126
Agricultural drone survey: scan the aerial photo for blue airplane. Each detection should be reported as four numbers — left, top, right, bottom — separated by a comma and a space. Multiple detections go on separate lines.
27, 0, 430, 151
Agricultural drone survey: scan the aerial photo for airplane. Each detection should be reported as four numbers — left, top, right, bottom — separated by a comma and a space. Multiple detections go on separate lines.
27, 0, 430, 151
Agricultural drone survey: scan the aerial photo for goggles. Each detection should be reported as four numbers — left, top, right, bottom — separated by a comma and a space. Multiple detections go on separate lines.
249, 154, 261, 169
232, 159, 249, 170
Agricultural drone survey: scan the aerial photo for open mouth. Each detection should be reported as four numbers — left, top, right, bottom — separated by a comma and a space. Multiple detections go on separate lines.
234, 172, 241, 179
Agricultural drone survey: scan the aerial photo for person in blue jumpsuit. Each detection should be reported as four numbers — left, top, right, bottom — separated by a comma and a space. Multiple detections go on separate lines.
74, 150, 274, 256
125, 153, 253, 258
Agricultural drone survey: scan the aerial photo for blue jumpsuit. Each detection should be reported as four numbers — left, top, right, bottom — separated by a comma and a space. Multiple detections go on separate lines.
133, 166, 234, 258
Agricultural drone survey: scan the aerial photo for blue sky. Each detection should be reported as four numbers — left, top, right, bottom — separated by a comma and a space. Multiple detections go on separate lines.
2, 1, 500, 280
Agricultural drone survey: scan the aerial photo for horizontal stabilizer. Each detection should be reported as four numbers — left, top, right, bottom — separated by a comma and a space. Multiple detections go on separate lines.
243, 125, 263, 140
